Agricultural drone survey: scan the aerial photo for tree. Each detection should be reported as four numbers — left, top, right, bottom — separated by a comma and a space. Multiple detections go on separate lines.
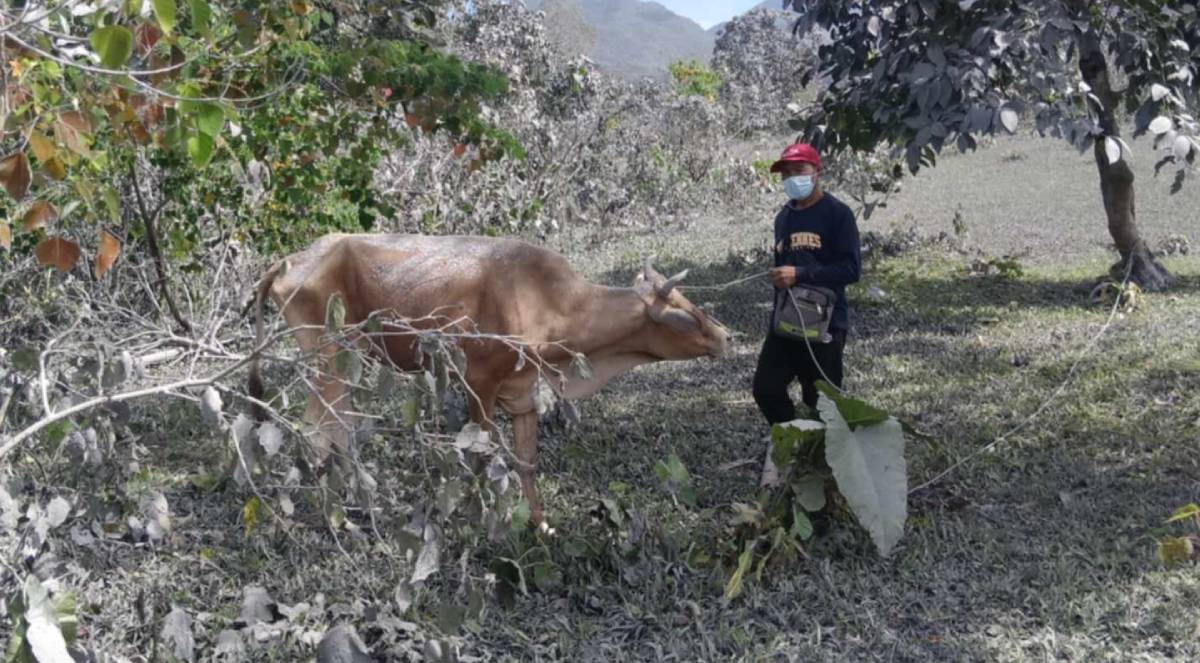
785, 0, 1200, 290
0, 0, 519, 292
668, 59, 722, 101
712, 7, 818, 136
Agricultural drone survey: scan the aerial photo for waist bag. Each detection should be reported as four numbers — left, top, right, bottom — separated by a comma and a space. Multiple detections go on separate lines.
772, 285, 837, 344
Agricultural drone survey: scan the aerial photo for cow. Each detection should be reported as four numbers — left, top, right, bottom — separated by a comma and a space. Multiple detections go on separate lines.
247, 233, 731, 523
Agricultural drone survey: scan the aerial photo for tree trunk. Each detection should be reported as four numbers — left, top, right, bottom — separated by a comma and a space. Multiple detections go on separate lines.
1078, 28, 1176, 290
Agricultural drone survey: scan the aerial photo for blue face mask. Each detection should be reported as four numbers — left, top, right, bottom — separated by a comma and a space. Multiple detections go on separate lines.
784, 175, 815, 201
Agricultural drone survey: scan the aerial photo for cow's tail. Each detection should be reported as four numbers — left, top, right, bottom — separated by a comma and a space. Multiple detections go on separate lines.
247, 260, 286, 421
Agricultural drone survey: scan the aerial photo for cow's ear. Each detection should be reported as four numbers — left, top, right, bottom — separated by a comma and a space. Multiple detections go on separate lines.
658, 308, 700, 332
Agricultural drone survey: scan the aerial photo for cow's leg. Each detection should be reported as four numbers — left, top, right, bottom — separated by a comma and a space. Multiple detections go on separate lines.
498, 375, 543, 525
512, 409, 542, 525
463, 385, 499, 475
466, 386, 499, 434
288, 321, 357, 477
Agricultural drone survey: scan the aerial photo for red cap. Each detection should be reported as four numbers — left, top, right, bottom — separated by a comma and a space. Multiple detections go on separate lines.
769, 143, 822, 172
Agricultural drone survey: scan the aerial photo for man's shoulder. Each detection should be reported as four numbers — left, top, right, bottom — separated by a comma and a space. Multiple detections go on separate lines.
820, 193, 855, 218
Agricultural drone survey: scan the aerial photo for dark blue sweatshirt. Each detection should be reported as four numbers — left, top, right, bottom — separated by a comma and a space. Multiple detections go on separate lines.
772, 192, 862, 331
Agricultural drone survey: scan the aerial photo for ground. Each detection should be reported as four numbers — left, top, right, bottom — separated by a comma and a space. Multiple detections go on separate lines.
5, 132, 1200, 662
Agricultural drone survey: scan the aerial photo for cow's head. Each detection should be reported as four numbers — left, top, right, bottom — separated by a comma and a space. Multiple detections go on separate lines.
633, 258, 732, 360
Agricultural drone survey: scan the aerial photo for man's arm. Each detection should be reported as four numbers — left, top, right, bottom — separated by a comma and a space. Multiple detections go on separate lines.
772, 212, 786, 268
803, 207, 861, 286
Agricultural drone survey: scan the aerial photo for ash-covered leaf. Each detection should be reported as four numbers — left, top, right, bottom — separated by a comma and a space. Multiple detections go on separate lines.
143, 492, 170, 542
316, 624, 371, 663
819, 394, 907, 557
160, 606, 195, 662
0, 483, 19, 530
239, 586, 277, 626
46, 496, 71, 529
201, 387, 223, 425
257, 422, 284, 457
453, 423, 493, 454
231, 414, 258, 487
24, 575, 74, 663
411, 524, 443, 584
214, 629, 246, 659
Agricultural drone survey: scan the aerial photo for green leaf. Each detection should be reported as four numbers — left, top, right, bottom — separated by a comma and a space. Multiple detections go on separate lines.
196, 103, 225, 137
1167, 503, 1200, 523
190, 0, 212, 38
561, 538, 588, 558
176, 82, 202, 113
655, 452, 696, 507
186, 133, 214, 167
45, 420, 73, 448
335, 349, 362, 385
723, 540, 755, 601
816, 381, 890, 429
325, 292, 346, 333
819, 393, 907, 557
770, 419, 825, 467
400, 393, 419, 427
153, 0, 177, 34
791, 474, 827, 512
790, 505, 813, 541
509, 500, 531, 533
91, 26, 134, 69
54, 593, 78, 643
1158, 536, 1195, 567
242, 496, 264, 537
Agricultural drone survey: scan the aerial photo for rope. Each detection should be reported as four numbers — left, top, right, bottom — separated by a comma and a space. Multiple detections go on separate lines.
906, 259, 1135, 494
684, 263, 1135, 495
678, 271, 769, 291
789, 286, 846, 395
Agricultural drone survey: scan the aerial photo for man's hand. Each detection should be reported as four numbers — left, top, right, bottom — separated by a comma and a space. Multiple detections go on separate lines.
769, 266, 800, 289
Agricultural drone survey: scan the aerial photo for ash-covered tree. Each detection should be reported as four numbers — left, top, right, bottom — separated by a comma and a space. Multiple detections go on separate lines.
0, 0, 518, 285
786, 0, 1200, 290
712, 7, 819, 136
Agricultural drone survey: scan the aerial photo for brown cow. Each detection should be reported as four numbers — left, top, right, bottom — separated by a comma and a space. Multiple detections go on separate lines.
247, 233, 731, 522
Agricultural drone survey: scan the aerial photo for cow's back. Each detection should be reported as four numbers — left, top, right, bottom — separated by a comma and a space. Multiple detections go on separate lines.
272, 233, 581, 341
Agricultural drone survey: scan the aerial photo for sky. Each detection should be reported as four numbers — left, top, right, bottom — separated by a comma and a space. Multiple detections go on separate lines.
653, 0, 771, 29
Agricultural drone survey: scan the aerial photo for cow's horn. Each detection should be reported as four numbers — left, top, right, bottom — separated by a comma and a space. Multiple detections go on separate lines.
643, 256, 657, 280
659, 269, 689, 296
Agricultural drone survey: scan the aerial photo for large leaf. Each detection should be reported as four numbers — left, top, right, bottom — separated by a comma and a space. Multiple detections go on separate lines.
28, 132, 56, 163
35, 237, 81, 272
95, 230, 121, 278
723, 540, 754, 600
0, 221, 10, 250
22, 200, 56, 232
411, 523, 442, 583
196, 103, 225, 137
160, 606, 195, 662
818, 394, 907, 557
190, 0, 212, 38
153, 0, 177, 34
23, 575, 74, 663
91, 26, 135, 69
816, 382, 889, 429
999, 106, 1019, 133
186, 133, 214, 167
317, 625, 371, 663
0, 152, 31, 199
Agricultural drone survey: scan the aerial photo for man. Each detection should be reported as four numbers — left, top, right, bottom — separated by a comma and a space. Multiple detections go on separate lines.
752, 143, 861, 480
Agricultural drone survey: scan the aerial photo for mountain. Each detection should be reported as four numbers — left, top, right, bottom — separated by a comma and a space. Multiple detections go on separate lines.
527, 0, 714, 81
707, 1, 795, 36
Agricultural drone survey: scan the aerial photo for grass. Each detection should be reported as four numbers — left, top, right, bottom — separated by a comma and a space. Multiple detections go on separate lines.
5, 132, 1200, 661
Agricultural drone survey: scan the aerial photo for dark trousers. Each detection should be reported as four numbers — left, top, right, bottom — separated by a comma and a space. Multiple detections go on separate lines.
752, 328, 846, 424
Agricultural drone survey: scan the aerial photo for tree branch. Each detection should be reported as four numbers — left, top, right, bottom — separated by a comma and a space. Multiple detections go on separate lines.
129, 159, 193, 335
